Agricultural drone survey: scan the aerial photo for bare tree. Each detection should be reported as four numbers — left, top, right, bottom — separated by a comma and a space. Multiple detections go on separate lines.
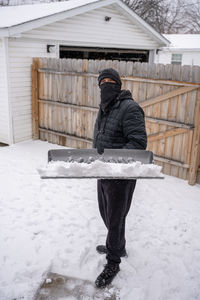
185, 2, 200, 33
123, 0, 196, 33
160, 0, 189, 33
123, 0, 163, 23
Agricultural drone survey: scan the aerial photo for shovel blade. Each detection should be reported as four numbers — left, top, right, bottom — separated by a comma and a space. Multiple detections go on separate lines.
48, 149, 154, 164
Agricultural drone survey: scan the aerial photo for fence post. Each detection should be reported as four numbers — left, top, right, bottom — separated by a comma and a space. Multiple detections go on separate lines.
188, 88, 200, 185
82, 59, 88, 106
31, 58, 40, 139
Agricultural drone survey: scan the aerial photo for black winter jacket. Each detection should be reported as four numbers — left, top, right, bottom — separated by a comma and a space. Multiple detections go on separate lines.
93, 90, 147, 153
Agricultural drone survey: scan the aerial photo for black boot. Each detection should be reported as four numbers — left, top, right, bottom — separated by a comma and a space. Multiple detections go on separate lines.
95, 263, 120, 288
96, 245, 128, 257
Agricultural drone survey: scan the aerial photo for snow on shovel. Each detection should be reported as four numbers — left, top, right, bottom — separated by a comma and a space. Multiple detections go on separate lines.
38, 149, 164, 179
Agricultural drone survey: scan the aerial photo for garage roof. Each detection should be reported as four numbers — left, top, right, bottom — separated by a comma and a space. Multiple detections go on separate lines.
0, 0, 99, 28
0, 0, 169, 46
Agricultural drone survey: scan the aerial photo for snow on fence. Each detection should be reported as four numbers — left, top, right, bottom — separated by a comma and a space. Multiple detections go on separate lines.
32, 58, 200, 185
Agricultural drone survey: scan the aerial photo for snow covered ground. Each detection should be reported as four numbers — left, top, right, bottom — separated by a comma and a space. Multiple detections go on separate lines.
0, 140, 200, 300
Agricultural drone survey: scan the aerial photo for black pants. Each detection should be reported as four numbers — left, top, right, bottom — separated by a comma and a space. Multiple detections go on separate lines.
97, 179, 136, 265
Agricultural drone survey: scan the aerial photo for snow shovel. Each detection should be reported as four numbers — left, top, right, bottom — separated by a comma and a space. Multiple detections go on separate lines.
39, 149, 164, 179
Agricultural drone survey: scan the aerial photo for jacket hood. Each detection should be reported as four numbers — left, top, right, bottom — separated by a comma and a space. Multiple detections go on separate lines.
118, 90, 133, 101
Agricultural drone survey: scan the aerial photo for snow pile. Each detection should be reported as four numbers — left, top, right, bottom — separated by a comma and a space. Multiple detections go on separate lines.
38, 160, 163, 178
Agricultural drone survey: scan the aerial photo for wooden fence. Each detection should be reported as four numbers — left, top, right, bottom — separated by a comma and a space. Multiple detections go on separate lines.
32, 58, 200, 185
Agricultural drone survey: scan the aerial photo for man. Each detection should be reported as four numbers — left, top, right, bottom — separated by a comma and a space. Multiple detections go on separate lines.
93, 68, 147, 288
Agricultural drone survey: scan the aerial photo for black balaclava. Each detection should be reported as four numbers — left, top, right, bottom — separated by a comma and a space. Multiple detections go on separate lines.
98, 68, 122, 113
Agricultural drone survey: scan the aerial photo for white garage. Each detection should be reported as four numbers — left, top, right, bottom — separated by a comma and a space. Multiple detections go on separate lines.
0, 0, 168, 144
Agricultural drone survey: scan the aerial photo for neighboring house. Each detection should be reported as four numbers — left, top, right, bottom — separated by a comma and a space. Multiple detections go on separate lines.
0, 0, 168, 145
155, 34, 200, 66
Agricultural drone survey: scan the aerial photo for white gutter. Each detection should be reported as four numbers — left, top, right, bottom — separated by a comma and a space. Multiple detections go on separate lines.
159, 47, 200, 52
2, 37, 14, 144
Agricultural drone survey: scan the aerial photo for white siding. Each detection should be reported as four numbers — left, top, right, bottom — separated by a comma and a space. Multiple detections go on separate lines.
155, 50, 200, 66
21, 4, 160, 49
181, 51, 200, 66
8, 38, 56, 143
0, 39, 9, 144
155, 51, 171, 64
